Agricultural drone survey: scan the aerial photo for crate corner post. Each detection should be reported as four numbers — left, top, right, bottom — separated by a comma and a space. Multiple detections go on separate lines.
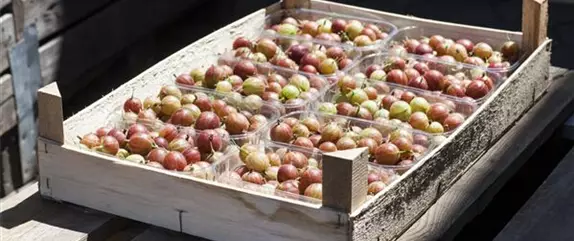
37, 82, 64, 144
37, 82, 64, 198
522, 0, 549, 55
322, 147, 369, 213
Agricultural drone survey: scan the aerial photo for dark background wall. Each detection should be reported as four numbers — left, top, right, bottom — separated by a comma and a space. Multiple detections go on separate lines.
63, 0, 574, 117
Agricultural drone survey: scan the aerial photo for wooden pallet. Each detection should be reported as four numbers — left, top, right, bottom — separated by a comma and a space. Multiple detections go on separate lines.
34, 0, 552, 240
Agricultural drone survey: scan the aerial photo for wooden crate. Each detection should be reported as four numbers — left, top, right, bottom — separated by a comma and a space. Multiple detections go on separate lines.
36, 0, 552, 240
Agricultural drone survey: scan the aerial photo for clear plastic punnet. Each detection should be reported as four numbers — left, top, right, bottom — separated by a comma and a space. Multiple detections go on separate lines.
220, 33, 362, 79
386, 25, 525, 75
263, 111, 437, 175
320, 58, 480, 135
117, 86, 282, 146
213, 140, 401, 204
262, 8, 398, 53
347, 53, 504, 103
76, 117, 239, 182
178, 58, 336, 113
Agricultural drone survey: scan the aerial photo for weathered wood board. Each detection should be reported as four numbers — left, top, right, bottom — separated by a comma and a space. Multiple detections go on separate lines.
0, 96, 17, 136
35, 0, 552, 240
0, 14, 16, 73
0, 74, 13, 105
0, 181, 130, 241
37, 142, 348, 241
398, 68, 574, 241
38, 37, 61, 86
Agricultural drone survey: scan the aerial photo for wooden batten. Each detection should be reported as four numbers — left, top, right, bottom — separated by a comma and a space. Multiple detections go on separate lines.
522, 0, 548, 54
37, 82, 64, 144
322, 147, 368, 213
0, 13, 16, 73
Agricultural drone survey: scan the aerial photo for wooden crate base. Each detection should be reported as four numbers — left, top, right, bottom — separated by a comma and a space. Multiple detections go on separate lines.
35, 1, 552, 240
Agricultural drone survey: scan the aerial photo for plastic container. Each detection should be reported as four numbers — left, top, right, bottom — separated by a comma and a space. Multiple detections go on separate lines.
117, 87, 282, 146
264, 111, 437, 174
178, 59, 335, 113
213, 140, 400, 204
387, 25, 525, 75
262, 8, 398, 53
76, 118, 239, 181
347, 53, 504, 104
320, 65, 479, 136
220, 33, 362, 79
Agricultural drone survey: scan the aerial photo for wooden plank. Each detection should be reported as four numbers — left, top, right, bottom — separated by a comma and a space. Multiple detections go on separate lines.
37, 82, 64, 143
522, 0, 549, 54
12, 0, 116, 41
0, 14, 16, 73
38, 37, 61, 86
323, 147, 368, 213
0, 74, 13, 104
0, 181, 130, 241
0, 96, 17, 136
38, 142, 348, 241
494, 147, 574, 241
398, 69, 574, 241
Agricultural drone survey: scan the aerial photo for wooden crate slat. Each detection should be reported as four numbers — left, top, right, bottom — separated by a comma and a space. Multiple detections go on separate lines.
522, 0, 549, 54
0, 74, 13, 104
39, 37, 62, 86
38, 142, 347, 241
37, 82, 64, 144
399, 68, 574, 241
0, 14, 16, 73
0, 96, 17, 136
0, 181, 130, 241
12, 0, 116, 41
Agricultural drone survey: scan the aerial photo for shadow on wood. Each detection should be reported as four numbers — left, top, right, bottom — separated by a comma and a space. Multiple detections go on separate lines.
1, 126, 22, 197
0, 183, 129, 240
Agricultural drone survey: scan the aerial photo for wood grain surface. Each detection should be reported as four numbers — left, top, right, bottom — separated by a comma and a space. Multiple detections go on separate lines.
398, 69, 574, 241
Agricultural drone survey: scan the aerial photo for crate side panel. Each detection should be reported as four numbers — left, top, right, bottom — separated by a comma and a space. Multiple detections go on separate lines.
38, 142, 347, 241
